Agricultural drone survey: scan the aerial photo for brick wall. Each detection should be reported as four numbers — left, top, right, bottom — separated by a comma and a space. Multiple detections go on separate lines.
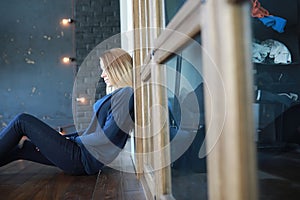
74, 0, 121, 130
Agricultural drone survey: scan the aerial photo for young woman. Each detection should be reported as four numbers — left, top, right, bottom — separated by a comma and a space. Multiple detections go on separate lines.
0, 48, 134, 175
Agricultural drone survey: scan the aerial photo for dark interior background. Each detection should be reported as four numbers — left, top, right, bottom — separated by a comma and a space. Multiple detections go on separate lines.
0, 0, 120, 130
0, 0, 75, 129
252, 0, 300, 144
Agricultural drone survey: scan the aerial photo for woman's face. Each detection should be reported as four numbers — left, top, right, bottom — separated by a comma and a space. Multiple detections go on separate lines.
100, 59, 112, 87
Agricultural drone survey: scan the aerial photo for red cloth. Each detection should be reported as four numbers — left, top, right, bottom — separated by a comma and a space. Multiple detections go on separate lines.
251, 0, 270, 18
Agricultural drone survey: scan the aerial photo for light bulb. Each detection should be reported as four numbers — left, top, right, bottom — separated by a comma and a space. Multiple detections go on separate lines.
61, 18, 74, 26
76, 97, 86, 104
62, 57, 76, 64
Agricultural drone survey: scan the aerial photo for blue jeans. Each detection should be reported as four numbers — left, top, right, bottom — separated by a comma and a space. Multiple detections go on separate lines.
0, 113, 86, 175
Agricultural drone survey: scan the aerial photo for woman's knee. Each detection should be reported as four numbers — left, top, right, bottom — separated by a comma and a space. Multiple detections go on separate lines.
15, 113, 35, 121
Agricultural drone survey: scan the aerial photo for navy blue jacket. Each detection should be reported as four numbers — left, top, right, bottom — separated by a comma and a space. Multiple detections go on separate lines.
75, 87, 134, 174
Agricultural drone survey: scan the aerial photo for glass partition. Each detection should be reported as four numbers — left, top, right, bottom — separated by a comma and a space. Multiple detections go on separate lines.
251, 0, 300, 199
165, 36, 208, 200
164, 0, 186, 25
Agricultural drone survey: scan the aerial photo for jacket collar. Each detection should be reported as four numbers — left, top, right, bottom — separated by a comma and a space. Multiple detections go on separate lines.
93, 88, 122, 112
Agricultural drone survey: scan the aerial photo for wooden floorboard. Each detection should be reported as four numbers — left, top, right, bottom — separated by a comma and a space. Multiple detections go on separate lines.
92, 141, 147, 200
0, 161, 97, 200
92, 167, 146, 200
2, 147, 299, 200
92, 168, 124, 200
0, 141, 146, 200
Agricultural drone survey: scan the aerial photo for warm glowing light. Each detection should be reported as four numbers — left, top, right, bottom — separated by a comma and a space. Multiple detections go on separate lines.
62, 57, 75, 64
76, 97, 86, 104
62, 57, 70, 63
61, 18, 73, 26
62, 57, 71, 63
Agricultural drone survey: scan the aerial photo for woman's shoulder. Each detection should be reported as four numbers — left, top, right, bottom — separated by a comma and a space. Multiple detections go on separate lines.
110, 87, 134, 110
111, 86, 134, 100
119, 86, 133, 93
114, 87, 134, 96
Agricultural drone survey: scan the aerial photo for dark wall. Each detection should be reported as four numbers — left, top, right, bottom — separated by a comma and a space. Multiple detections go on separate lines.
0, 0, 121, 130
74, 0, 121, 129
0, 0, 75, 129
75, 0, 121, 67
75, 0, 121, 101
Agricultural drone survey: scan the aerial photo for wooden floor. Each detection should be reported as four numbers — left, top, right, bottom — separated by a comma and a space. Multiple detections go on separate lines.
0, 142, 146, 200
0, 161, 97, 200
1, 144, 299, 200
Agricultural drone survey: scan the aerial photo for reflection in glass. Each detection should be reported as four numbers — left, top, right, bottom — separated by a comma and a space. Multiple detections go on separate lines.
251, 0, 300, 198
164, 0, 186, 25
165, 36, 207, 199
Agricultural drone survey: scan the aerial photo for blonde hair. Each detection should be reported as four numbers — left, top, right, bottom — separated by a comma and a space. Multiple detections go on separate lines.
100, 48, 133, 93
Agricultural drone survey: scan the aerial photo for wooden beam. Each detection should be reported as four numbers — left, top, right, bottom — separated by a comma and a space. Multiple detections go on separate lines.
153, 0, 202, 64
201, 0, 258, 200
140, 0, 202, 80
151, 61, 174, 199
132, 0, 144, 176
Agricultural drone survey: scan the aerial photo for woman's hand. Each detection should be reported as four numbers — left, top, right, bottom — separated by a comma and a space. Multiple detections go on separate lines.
18, 136, 30, 148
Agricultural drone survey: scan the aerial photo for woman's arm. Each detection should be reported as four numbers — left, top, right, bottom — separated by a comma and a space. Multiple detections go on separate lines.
77, 87, 134, 147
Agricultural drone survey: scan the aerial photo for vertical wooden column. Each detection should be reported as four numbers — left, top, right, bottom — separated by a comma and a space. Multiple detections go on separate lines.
151, 61, 174, 200
149, 1, 173, 199
132, 0, 143, 176
201, 0, 258, 200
